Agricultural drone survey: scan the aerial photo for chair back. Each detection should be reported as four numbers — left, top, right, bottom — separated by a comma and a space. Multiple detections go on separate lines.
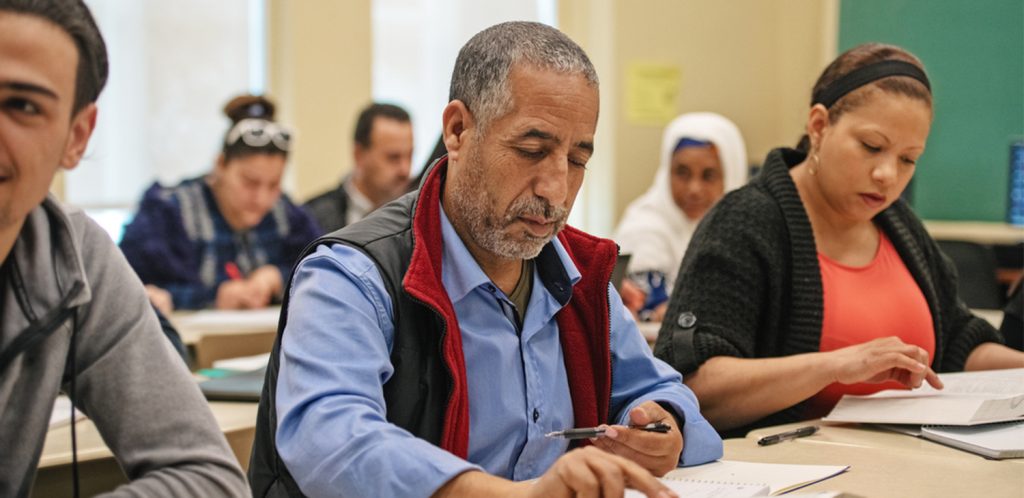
935, 240, 1002, 309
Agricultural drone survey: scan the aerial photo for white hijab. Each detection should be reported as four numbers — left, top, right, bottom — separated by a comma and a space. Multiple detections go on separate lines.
613, 112, 748, 288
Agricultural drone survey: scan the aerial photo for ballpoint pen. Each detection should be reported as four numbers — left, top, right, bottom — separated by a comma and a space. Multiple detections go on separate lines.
757, 425, 819, 446
545, 422, 672, 440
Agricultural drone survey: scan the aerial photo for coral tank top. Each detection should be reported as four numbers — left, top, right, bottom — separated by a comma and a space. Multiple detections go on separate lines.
805, 230, 935, 419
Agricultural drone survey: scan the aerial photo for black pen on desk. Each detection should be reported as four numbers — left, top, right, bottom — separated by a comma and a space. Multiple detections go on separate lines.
545, 422, 671, 440
757, 425, 819, 446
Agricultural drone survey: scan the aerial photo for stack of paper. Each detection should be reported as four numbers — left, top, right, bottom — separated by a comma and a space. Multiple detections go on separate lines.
663, 460, 849, 495
823, 368, 1024, 425
825, 368, 1024, 459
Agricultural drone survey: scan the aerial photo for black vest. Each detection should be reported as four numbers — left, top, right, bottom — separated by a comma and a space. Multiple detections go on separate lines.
248, 191, 453, 497
249, 158, 618, 496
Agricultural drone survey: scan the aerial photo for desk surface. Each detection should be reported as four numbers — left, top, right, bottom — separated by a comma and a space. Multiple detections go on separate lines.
171, 306, 281, 345
722, 421, 1023, 498
39, 401, 258, 468
924, 220, 1024, 245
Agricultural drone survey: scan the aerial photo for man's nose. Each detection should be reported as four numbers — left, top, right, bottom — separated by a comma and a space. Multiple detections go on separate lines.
534, 156, 569, 207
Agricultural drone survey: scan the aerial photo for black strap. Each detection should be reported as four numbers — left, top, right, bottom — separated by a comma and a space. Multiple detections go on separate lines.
0, 281, 84, 374
814, 60, 931, 108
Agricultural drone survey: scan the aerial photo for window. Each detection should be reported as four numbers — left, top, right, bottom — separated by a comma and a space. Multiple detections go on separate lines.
70, 0, 267, 242
371, 0, 558, 174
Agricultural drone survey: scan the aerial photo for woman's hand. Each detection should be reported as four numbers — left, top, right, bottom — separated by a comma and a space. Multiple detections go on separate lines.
828, 337, 943, 389
620, 279, 647, 318
248, 265, 283, 300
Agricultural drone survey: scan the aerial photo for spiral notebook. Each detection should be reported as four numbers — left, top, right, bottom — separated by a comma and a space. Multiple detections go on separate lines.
625, 479, 769, 497
920, 421, 1024, 459
659, 460, 850, 496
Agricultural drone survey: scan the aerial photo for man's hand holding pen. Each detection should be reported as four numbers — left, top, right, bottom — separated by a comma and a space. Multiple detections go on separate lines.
590, 400, 684, 477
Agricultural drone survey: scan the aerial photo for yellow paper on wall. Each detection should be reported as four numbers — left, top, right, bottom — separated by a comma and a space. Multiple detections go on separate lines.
625, 62, 680, 126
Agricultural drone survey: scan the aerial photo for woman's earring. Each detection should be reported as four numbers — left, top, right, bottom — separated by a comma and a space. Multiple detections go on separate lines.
809, 153, 820, 176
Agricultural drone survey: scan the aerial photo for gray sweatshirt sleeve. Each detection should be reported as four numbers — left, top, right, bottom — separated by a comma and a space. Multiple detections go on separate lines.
65, 213, 248, 497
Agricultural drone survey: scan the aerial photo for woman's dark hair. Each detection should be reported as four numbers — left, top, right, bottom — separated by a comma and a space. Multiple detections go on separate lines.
1, 0, 109, 114
796, 43, 932, 152
221, 94, 289, 162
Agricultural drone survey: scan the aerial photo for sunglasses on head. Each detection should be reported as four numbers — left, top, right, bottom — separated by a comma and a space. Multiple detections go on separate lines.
225, 119, 293, 152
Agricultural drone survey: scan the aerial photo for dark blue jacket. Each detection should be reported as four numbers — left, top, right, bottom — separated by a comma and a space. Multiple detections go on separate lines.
120, 176, 320, 309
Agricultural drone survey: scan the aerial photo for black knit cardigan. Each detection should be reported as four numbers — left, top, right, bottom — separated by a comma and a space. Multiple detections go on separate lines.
655, 147, 1004, 434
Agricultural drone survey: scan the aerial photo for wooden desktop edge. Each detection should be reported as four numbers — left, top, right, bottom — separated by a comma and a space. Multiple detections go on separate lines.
38, 401, 258, 468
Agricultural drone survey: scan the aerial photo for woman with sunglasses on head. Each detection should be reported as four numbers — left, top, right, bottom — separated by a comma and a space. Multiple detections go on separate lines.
654, 43, 1024, 435
121, 94, 320, 310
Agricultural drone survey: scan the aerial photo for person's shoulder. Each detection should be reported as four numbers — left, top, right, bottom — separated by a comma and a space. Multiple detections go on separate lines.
54, 199, 121, 257
138, 176, 203, 209
303, 184, 345, 210
702, 183, 783, 229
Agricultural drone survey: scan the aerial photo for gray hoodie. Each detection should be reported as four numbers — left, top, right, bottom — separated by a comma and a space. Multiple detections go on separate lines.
0, 196, 248, 497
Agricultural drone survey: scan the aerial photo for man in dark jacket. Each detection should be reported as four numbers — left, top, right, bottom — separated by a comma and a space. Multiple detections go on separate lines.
303, 103, 414, 233
251, 21, 721, 498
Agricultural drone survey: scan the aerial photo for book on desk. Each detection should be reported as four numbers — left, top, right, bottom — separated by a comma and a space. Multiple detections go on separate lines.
824, 368, 1024, 459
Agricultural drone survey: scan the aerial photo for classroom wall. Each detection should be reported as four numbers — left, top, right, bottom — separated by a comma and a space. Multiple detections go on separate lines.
266, 0, 837, 236
267, 0, 373, 202
606, 0, 837, 228
839, 0, 1024, 222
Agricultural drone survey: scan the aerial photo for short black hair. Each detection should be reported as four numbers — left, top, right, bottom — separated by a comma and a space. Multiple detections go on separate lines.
354, 103, 411, 148
1, 0, 109, 114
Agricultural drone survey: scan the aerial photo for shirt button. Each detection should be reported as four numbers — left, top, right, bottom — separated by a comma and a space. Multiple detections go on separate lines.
532, 409, 540, 423
486, 284, 496, 293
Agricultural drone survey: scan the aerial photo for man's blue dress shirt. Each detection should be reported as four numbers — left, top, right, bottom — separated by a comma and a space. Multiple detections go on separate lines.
276, 205, 722, 498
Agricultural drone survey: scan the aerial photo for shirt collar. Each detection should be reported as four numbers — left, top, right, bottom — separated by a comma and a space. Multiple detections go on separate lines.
439, 202, 580, 305
343, 174, 374, 215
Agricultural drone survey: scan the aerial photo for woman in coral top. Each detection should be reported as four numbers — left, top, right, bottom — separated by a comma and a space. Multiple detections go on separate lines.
654, 43, 1024, 435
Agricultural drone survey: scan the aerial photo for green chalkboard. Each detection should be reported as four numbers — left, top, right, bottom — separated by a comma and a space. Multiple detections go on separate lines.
839, 0, 1024, 221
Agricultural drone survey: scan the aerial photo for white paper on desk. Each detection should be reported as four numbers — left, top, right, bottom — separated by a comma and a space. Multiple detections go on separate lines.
50, 395, 85, 429
212, 353, 270, 371
664, 460, 849, 495
173, 307, 281, 333
824, 368, 1024, 425
625, 479, 769, 498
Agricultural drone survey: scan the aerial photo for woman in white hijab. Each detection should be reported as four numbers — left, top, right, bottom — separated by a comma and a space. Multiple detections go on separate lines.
614, 112, 748, 321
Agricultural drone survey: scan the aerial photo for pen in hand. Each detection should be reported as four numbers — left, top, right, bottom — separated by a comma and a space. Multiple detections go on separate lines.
757, 425, 819, 446
545, 422, 672, 440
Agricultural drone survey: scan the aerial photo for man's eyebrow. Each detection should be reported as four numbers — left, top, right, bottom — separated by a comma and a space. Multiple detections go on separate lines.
575, 141, 594, 154
0, 81, 59, 100
521, 128, 558, 142
519, 128, 592, 153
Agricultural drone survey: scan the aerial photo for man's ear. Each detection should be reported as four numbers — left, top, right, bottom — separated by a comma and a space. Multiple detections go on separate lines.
442, 100, 474, 163
806, 103, 830, 152
60, 103, 98, 171
353, 142, 367, 171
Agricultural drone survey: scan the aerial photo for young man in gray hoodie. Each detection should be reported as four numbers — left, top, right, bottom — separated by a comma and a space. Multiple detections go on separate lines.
0, 1, 248, 495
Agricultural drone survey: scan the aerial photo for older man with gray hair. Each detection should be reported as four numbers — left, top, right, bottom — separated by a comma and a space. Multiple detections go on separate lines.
250, 21, 721, 498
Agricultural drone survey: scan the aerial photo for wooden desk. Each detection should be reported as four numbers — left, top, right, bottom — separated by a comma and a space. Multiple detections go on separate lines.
708, 421, 1024, 498
171, 307, 280, 369
33, 401, 258, 497
924, 220, 1024, 245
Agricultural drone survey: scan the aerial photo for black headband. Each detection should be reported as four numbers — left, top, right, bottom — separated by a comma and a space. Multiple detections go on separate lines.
813, 60, 931, 108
